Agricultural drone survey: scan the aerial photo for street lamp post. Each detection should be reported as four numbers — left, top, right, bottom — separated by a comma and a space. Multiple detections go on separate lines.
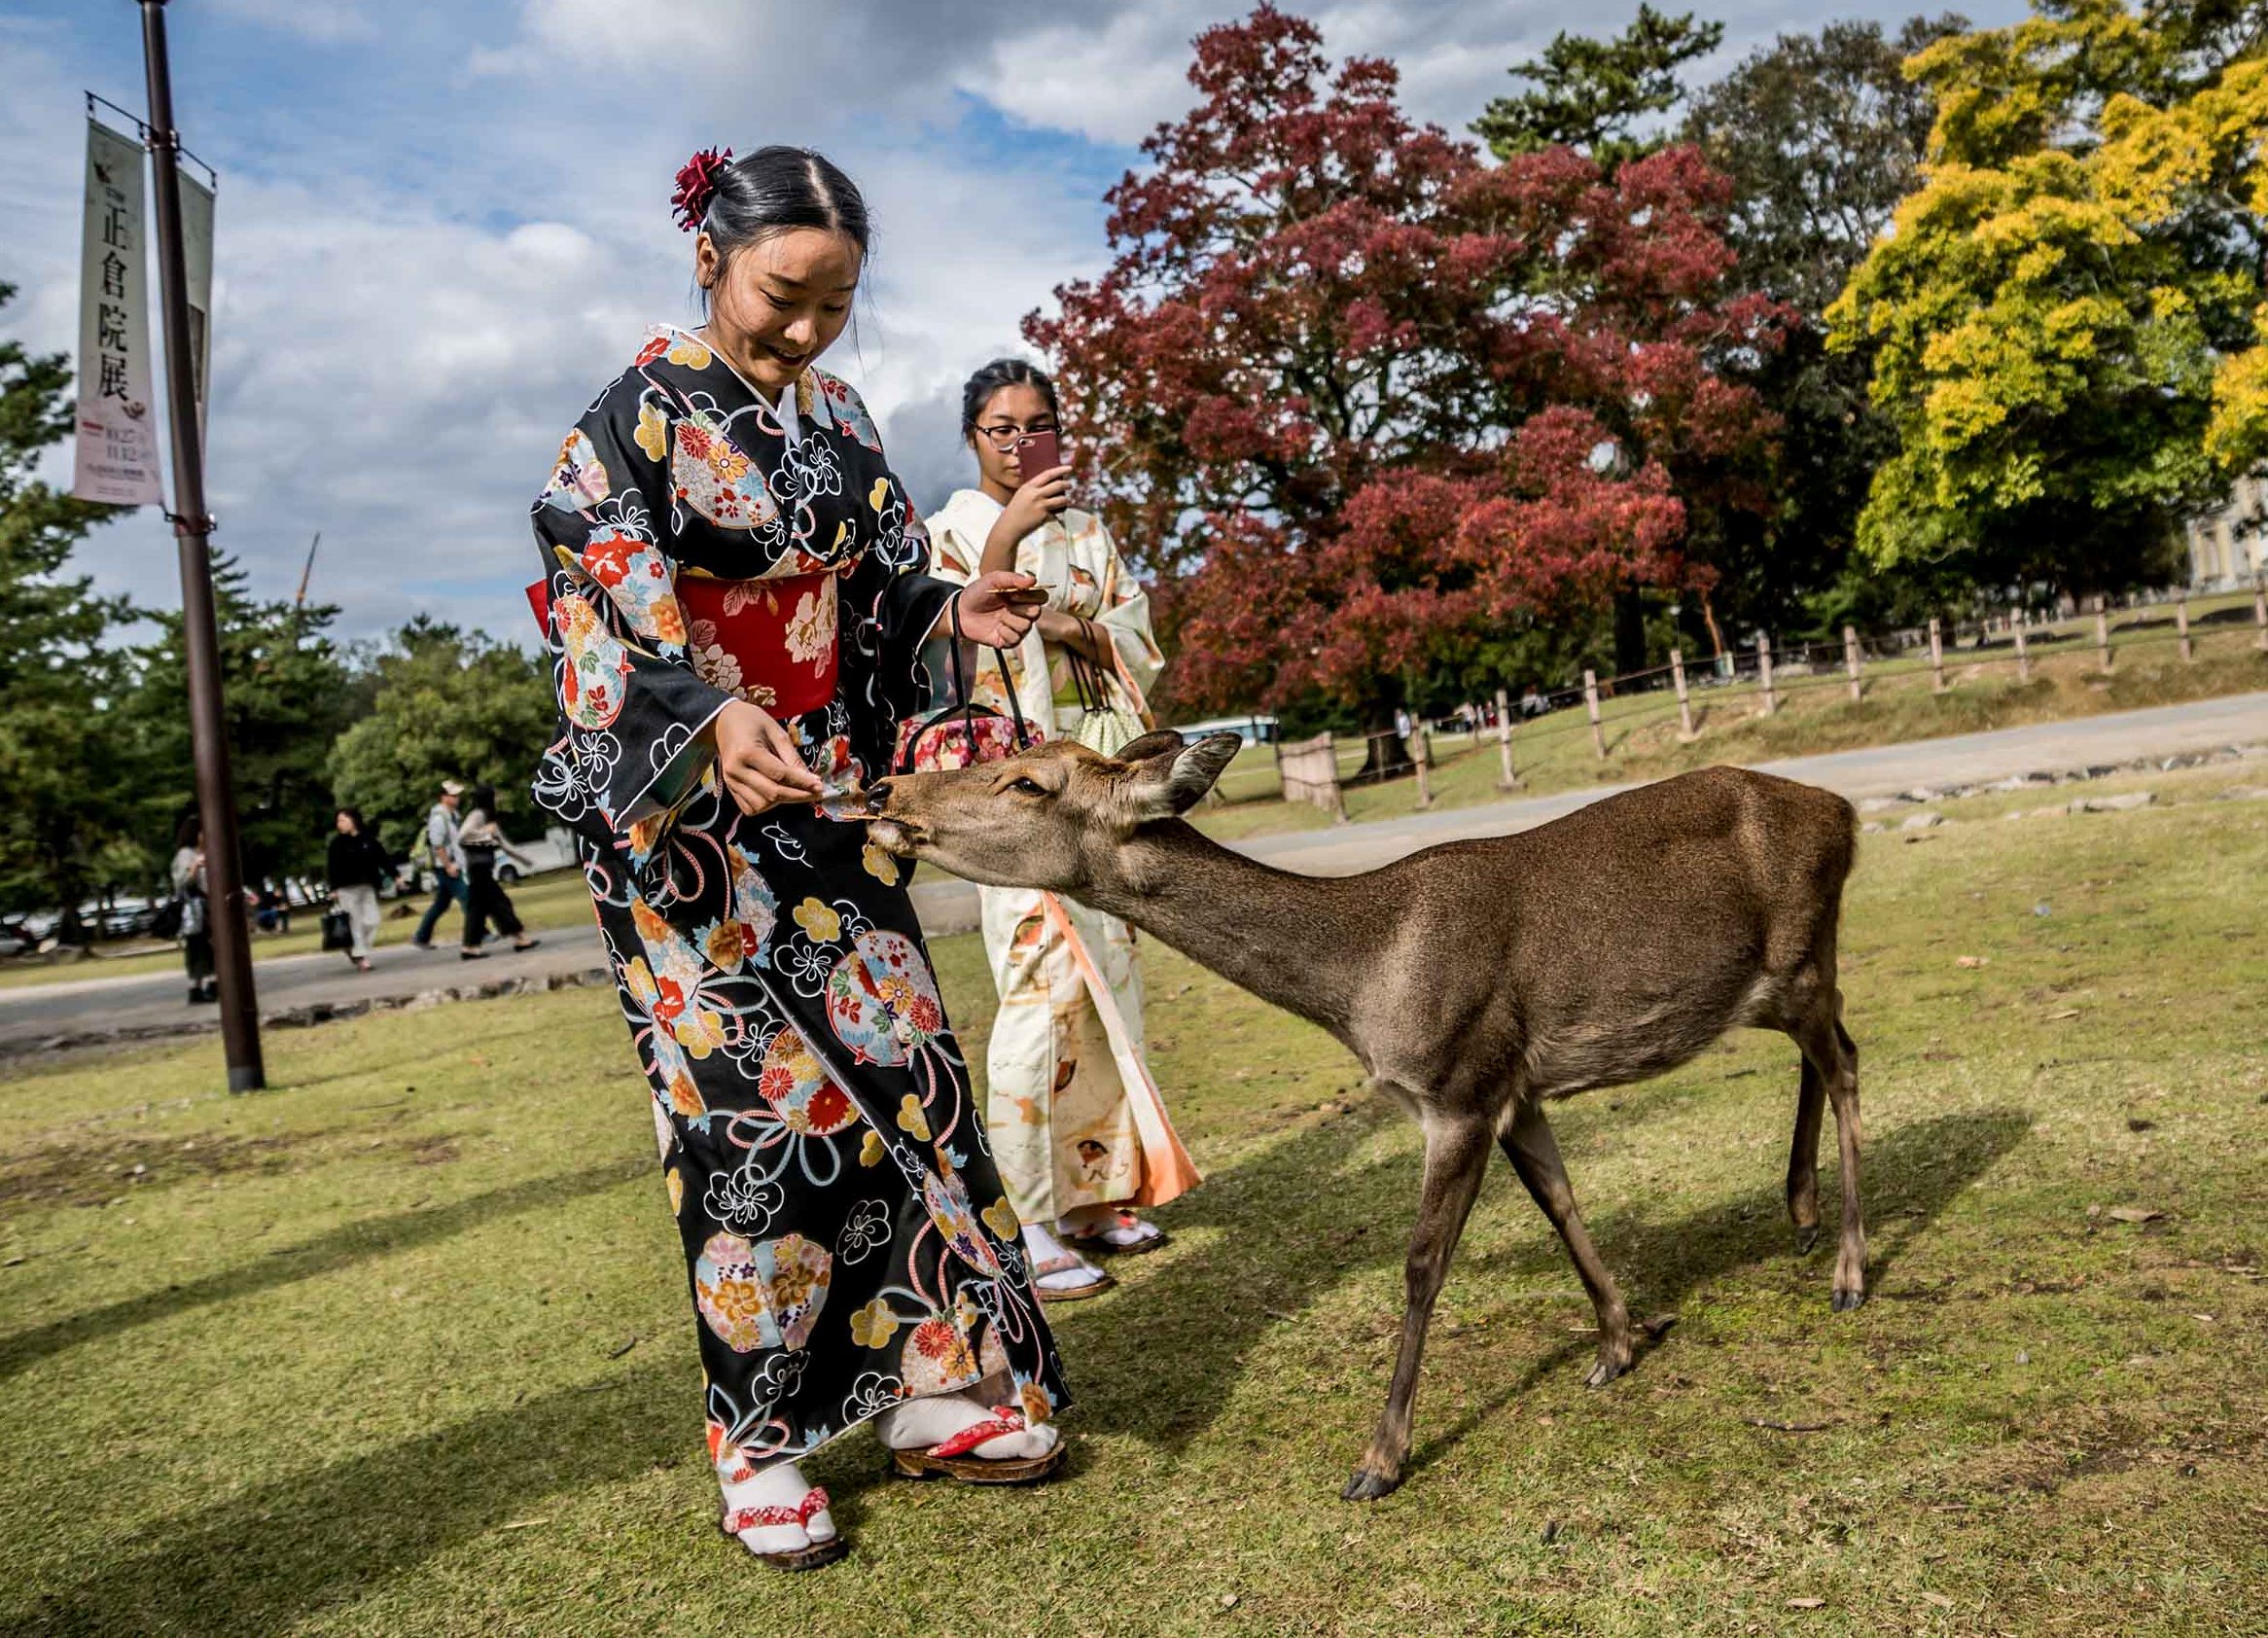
139, 0, 264, 1091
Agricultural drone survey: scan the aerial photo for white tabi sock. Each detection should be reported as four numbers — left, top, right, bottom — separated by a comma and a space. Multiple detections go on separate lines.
1022, 1221, 1109, 1292
873, 1391, 1059, 1461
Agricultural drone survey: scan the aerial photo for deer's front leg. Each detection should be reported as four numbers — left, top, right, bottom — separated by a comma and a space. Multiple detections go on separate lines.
1343, 1112, 1492, 1502
1499, 1099, 1636, 1387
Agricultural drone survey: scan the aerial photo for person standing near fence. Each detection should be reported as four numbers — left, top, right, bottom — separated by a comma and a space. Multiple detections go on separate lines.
924, 358, 1199, 1303
325, 806, 390, 972
169, 812, 215, 1006
411, 778, 467, 950
454, 784, 540, 961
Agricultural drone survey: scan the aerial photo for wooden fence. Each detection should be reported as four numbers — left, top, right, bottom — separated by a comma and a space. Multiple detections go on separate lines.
1222, 578, 2268, 815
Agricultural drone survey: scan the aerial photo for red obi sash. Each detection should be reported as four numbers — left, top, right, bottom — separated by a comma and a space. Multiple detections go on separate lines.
527, 568, 840, 718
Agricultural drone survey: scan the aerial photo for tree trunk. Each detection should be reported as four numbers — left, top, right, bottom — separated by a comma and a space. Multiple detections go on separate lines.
1613, 588, 1648, 678
1353, 696, 1414, 781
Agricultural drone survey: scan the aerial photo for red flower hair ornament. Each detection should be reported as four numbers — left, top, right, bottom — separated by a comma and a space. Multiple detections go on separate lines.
671, 147, 733, 233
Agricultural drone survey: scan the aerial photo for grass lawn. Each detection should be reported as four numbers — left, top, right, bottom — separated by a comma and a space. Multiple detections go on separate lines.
1196, 605, 2268, 842
2, 768, 2264, 1635
0, 872, 598, 993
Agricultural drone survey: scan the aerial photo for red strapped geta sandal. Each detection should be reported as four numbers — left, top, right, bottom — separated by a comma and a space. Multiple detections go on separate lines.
1031, 1250, 1116, 1303
888, 1407, 1066, 1485
718, 1484, 846, 1573
1064, 1208, 1170, 1257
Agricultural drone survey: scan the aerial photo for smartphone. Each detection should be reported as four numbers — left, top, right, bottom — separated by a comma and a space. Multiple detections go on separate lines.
1015, 429, 1063, 483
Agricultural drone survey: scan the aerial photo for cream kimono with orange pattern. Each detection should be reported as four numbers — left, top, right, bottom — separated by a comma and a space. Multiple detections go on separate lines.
924, 490, 1193, 1224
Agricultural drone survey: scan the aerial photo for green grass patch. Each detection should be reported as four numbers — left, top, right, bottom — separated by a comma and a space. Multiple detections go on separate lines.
2, 787, 2265, 1634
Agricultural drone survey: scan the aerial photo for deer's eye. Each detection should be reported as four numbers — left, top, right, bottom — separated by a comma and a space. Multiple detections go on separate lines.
1009, 777, 1046, 798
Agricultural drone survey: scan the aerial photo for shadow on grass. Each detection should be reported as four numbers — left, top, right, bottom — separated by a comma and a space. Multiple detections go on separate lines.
2, 1105, 2026, 1634
1411, 1104, 2033, 1478
1051, 1101, 2031, 1475
0, 1157, 646, 1382
6, 1365, 692, 1638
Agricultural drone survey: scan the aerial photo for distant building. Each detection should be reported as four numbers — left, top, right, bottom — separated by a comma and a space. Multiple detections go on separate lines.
2185, 472, 2266, 588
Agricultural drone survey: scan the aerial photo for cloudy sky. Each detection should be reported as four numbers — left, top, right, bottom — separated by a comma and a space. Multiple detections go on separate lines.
0, 0, 2018, 647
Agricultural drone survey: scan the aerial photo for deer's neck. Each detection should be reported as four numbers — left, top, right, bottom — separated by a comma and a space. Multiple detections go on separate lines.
1076, 821, 1380, 1032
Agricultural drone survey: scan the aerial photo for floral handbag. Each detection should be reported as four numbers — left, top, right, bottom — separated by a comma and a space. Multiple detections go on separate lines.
892, 594, 1042, 774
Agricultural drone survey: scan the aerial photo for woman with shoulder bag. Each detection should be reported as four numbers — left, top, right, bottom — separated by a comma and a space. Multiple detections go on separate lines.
325, 807, 391, 972
923, 359, 1199, 1304
169, 811, 215, 1006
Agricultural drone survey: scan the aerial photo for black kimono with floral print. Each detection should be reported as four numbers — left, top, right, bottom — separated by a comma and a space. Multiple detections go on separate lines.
529, 326, 1068, 1484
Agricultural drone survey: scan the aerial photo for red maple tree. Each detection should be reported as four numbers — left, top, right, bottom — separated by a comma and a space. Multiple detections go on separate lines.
1026, 5, 1787, 723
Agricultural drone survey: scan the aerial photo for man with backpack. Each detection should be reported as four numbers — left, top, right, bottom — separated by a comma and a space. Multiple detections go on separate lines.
410, 778, 468, 951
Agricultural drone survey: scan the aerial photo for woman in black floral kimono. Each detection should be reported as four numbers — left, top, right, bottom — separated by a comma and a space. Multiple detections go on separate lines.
530, 146, 1068, 1571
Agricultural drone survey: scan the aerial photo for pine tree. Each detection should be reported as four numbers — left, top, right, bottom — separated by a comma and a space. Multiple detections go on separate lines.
0, 285, 135, 930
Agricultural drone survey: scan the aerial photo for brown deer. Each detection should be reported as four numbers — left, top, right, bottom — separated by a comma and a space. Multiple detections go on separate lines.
861, 731, 1864, 1500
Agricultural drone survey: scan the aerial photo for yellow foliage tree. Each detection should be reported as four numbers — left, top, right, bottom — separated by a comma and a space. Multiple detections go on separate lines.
1830, 1, 2266, 591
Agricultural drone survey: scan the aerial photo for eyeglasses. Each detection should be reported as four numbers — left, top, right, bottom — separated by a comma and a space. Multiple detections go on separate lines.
975, 422, 1058, 451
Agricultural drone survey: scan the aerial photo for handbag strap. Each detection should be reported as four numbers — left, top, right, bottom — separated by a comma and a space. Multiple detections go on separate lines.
1065, 619, 1108, 715
948, 590, 1035, 751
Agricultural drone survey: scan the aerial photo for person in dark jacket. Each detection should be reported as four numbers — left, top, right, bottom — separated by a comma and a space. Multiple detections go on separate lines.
325, 807, 391, 972
456, 785, 539, 960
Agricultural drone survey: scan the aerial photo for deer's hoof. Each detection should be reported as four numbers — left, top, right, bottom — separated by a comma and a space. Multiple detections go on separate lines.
1341, 1467, 1402, 1503
1793, 1224, 1821, 1256
1584, 1353, 1633, 1390
1831, 1286, 1867, 1313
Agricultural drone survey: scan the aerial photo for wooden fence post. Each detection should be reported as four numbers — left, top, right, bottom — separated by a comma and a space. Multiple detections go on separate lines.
1843, 624, 1863, 703
1277, 730, 1347, 822
2177, 592, 2193, 663
2095, 596, 2113, 671
1670, 648, 1696, 740
1757, 633, 1777, 715
1411, 727, 1433, 809
2254, 572, 2267, 652
1582, 668, 1607, 760
1929, 617, 1947, 693
2013, 608, 2031, 683
1494, 687, 1517, 789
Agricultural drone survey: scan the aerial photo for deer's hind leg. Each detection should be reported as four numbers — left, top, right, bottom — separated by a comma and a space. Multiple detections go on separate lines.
1499, 1099, 1637, 1389
1787, 1056, 1826, 1254
1788, 1001, 1865, 1312
1343, 1110, 1493, 1503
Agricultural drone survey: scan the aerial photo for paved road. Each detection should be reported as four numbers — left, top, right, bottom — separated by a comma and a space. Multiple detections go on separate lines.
7, 690, 2262, 1054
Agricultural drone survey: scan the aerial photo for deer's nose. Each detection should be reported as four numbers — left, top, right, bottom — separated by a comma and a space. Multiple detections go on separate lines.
863, 780, 893, 815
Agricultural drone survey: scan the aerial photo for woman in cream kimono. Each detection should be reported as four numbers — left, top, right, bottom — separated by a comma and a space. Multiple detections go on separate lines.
924, 359, 1200, 1300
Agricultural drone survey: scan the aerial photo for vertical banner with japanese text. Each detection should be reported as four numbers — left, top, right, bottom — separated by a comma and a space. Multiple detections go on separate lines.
71, 119, 162, 507
179, 170, 215, 440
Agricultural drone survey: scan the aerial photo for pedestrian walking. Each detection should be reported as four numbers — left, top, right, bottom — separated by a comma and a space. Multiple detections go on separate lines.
455, 785, 540, 960
325, 807, 390, 972
410, 779, 467, 949
168, 811, 215, 1006
924, 358, 1199, 1302
527, 144, 1066, 1569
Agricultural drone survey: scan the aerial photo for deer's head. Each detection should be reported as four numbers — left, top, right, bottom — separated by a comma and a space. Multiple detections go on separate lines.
861, 730, 1243, 892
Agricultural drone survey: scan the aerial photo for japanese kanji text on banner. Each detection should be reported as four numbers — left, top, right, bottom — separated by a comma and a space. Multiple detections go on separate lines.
72, 118, 162, 507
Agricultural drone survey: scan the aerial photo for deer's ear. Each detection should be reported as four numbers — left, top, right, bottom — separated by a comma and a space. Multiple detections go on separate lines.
1116, 730, 1187, 765
1121, 730, 1241, 822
